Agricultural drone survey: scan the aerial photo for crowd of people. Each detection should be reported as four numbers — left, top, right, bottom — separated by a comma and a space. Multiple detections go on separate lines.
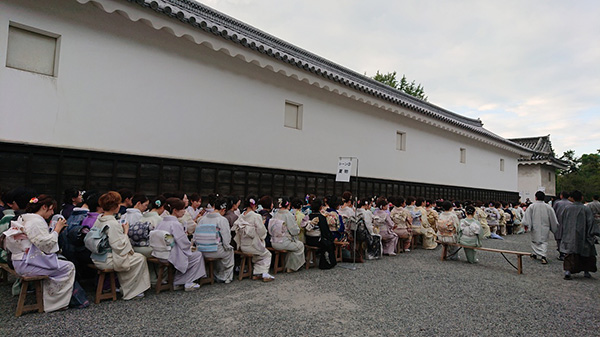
0, 185, 598, 313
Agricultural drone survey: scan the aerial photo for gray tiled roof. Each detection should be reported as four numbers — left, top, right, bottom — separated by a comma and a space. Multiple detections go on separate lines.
126, 0, 532, 153
509, 135, 568, 168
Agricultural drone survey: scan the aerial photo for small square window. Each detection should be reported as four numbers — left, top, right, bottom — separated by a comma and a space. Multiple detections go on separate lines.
548, 172, 552, 182
6, 24, 60, 77
396, 131, 406, 151
460, 148, 466, 164
284, 101, 302, 130
500, 158, 505, 171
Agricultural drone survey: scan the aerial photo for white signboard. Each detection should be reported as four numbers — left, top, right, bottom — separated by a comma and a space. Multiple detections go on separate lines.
335, 158, 353, 182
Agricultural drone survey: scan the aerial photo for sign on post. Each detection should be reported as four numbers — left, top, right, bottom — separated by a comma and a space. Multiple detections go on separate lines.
336, 157, 353, 182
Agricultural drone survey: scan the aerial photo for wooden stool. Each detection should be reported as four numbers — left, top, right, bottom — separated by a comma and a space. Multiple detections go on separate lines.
88, 264, 117, 304
147, 258, 174, 294
200, 257, 217, 285
334, 241, 349, 262
16, 275, 48, 317
267, 247, 287, 274
304, 245, 318, 270
234, 251, 253, 281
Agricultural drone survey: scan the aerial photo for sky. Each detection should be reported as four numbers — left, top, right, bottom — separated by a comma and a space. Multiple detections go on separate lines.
201, 0, 600, 157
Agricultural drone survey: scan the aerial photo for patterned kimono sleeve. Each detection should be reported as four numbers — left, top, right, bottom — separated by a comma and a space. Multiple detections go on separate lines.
285, 213, 300, 236
24, 220, 59, 254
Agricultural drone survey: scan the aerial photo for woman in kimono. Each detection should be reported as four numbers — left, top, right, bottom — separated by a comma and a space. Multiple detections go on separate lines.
92, 191, 150, 300
290, 198, 305, 243
60, 188, 82, 220
458, 205, 484, 263
390, 197, 412, 252
154, 198, 206, 291
324, 195, 345, 240
120, 194, 149, 233
232, 196, 274, 282
356, 198, 382, 259
437, 201, 460, 260
196, 197, 235, 283
302, 198, 336, 269
270, 197, 305, 272
373, 197, 398, 256
5, 195, 77, 312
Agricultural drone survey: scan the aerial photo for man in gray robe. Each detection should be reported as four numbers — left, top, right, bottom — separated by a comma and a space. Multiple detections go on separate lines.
586, 195, 600, 227
552, 191, 572, 260
560, 190, 599, 280
522, 191, 558, 265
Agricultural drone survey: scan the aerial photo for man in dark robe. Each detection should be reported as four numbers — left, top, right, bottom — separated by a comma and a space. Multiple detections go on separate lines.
552, 191, 572, 260
560, 190, 600, 280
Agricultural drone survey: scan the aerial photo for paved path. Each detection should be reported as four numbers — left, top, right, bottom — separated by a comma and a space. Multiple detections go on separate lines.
0, 233, 598, 336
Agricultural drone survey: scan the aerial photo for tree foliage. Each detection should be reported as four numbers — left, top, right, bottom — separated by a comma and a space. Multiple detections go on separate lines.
557, 149, 600, 200
372, 71, 428, 101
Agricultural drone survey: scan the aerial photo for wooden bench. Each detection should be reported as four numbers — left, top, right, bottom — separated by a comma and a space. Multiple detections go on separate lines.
304, 245, 318, 270
146, 258, 174, 293
267, 247, 287, 274
438, 242, 530, 274
87, 264, 118, 303
1, 263, 48, 317
234, 251, 253, 281
334, 241, 349, 262
200, 257, 217, 285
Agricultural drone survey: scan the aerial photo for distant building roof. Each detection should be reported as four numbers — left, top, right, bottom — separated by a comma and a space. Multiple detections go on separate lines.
509, 135, 569, 169
110, 0, 532, 154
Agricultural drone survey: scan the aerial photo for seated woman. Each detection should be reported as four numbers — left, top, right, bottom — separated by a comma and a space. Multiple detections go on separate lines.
458, 205, 484, 263
270, 197, 305, 272
232, 196, 274, 282
121, 194, 149, 231
437, 201, 460, 260
91, 191, 150, 300
195, 197, 235, 283
60, 188, 83, 220
356, 198, 382, 259
390, 197, 412, 252
4, 195, 77, 312
373, 197, 398, 256
302, 198, 336, 269
130, 196, 166, 258
153, 198, 206, 291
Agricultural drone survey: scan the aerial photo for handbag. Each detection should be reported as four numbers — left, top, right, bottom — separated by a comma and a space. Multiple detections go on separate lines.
25, 244, 59, 270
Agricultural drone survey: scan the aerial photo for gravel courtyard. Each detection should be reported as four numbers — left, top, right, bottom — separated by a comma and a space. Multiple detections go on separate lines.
0, 233, 598, 336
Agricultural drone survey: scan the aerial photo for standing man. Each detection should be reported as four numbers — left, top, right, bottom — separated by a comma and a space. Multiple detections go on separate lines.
522, 191, 558, 265
552, 191, 572, 260
560, 191, 599, 280
586, 195, 600, 228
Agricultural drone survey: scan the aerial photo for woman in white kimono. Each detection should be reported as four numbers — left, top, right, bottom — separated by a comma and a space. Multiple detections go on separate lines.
232, 196, 274, 282
154, 198, 206, 291
196, 197, 234, 283
130, 196, 165, 257
5, 195, 76, 312
373, 198, 398, 256
92, 191, 150, 300
270, 197, 305, 272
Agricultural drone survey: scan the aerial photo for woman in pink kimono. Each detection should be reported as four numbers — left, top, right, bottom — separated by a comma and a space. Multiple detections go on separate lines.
373, 197, 398, 255
154, 198, 206, 291
232, 196, 274, 282
92, 192, 150, 300
5, 195, 76, 312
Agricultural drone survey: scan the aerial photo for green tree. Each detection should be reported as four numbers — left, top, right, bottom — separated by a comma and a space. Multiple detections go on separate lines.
372, 71, 428, 101
557, 150, 600, 200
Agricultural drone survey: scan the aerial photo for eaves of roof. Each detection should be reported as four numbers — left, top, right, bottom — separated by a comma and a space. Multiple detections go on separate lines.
119, 0, 531, 154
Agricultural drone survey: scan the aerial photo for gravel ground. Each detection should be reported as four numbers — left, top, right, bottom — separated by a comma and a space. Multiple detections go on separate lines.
0, 233, 598, 337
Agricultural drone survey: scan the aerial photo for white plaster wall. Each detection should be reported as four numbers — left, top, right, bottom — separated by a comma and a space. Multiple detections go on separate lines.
0, 0, 519, 192
540, 165, 557, 196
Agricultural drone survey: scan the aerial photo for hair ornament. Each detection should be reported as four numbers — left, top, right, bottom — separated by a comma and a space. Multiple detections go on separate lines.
249, 198, 256, 205
29, 197, 39, 204
155, 200, 162, 207
219, 202, 227, 210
